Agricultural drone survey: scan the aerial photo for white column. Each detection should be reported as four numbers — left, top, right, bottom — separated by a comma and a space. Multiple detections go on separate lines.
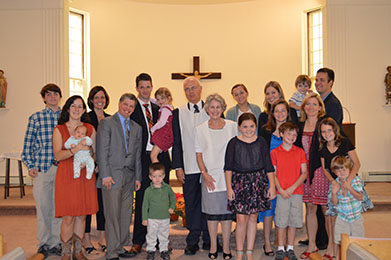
42, 0, 68, 95
323, 2, 349, 109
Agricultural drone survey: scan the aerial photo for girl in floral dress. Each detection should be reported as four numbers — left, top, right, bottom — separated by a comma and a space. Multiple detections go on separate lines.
225, 113, 276, 260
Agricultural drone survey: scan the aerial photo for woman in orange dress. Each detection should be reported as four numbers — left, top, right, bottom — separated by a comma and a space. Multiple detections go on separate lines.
53, 95, 98, 260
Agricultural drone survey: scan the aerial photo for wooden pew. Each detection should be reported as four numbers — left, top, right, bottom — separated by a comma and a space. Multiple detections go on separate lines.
340, 233, 389, 260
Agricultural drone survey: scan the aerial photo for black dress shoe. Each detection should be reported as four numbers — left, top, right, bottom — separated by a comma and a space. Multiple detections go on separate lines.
118, 250, 136, 258
184, 244, 199, 255
298, 239, 309, 245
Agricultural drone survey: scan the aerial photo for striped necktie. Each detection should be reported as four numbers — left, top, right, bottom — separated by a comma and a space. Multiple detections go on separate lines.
143, 103, 153, 130
193, 104, 200, 113
124, 118, 130, 149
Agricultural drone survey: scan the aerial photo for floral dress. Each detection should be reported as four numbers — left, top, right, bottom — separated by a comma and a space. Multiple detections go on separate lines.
302, 131, 329, 205
224, 137, 274, 214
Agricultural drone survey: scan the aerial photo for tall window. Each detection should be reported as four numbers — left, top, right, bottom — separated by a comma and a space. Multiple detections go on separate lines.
69, 10, 89, 99
307, 9, 323, 78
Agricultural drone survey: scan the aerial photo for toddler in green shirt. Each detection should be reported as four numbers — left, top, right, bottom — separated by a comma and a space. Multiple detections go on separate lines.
142, 163, 176, 260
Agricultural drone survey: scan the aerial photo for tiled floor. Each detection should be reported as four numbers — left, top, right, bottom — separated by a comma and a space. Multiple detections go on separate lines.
0, 183, 391, 260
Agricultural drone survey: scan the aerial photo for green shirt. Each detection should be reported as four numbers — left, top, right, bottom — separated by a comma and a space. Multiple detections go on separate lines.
142, 182, 176, 221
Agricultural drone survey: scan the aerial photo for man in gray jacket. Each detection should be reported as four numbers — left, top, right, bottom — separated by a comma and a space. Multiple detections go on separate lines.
97, 93, 142, 260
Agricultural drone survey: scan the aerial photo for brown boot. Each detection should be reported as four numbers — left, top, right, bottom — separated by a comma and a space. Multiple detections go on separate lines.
61, 238, 72, 260
72, 234, 89, 260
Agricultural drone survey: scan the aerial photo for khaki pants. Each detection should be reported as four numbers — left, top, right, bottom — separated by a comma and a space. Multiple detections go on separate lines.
146, 218, 170, 252
32, 165, 62, 248
334, 215, 364, 244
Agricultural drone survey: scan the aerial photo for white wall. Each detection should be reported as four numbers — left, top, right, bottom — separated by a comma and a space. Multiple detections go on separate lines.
0, 0, 67, 181
1, 0, 389, 182
323, 0, 391, 172
69, 0, 322, 112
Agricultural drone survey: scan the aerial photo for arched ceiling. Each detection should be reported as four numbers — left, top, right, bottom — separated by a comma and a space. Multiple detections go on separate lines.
127, 0, 254, 5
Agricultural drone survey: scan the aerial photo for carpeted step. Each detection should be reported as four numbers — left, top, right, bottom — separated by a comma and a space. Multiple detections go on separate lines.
0, 205, 36, 216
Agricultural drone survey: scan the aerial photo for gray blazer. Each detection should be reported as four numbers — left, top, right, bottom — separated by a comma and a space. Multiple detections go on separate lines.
96, 113, 142, 190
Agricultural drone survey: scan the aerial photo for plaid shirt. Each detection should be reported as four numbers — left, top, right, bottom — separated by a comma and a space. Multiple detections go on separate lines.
22, 106, 61, 172
330, 176, 363, 223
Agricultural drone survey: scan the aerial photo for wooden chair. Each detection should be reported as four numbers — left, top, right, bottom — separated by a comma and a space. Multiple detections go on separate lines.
0, 234, 3, 257
340, 233, 390, 260
310, 233, 390, 260
1, 152, 25, 199
28, 253, 44, 260
0, 234, 43, 260
309, 251, 323, 260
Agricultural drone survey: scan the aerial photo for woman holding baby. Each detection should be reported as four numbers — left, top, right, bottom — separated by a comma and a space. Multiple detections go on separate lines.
53, 95, 98, 260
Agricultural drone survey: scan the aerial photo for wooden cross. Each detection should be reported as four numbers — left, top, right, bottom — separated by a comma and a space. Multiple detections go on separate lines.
171, 56, 222, 80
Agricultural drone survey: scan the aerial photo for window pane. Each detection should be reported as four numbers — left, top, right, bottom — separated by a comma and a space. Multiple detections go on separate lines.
312, 12, 319, 25
69, 10, 88, 100
69, 12, 83, 79
314, 64, 322, 75
69, 79, 84, 97
307, 9, 323, 78
313, 26, 320, 39
313, 38, 321, 51
313, 51, 321, 64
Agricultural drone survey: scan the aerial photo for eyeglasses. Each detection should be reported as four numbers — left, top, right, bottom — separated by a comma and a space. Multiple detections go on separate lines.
184, 85, 199, 93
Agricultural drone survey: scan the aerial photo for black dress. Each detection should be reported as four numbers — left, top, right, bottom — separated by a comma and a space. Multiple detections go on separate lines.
224, 136, 274, 214
85, 110, 110, 232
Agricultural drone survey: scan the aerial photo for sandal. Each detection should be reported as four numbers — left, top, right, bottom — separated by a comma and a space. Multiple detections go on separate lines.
98, 243, 107, 252
323, 254, 335, 260
246, 250, 253, 259
263, 245, 274, 256
208, 251, 218, 259
300, 249, 319, 259
223, 252, 232, 260
83, 246, 98, 255
236, 250, 244, 259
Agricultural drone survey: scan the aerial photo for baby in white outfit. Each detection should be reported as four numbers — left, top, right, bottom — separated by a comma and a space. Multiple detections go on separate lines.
65, 125, 94, 179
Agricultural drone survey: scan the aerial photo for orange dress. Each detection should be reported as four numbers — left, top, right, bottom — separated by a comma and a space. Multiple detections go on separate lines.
55, 123, 98, 217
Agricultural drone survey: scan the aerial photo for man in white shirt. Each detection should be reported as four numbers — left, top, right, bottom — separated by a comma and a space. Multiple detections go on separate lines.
172, 76, 211, 255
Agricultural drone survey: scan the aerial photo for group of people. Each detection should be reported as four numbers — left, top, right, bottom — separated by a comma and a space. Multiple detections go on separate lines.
21, 67, 371, 260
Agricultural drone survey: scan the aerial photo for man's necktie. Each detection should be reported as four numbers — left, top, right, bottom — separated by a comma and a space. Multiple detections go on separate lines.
193, 104, 200, 113
124, 118, 130, 148
143, 103, 154, 130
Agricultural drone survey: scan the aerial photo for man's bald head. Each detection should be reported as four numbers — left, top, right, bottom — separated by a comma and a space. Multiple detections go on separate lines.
183, 76, 202, 104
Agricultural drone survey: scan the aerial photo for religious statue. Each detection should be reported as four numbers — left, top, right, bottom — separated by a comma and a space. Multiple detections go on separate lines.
172, 56, 221, 80
180, 70, 213, 80
0, 69, 7, 108
385, 66, 391, 104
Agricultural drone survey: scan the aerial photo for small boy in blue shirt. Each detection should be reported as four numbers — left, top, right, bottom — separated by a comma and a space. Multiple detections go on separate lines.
288, 74, 312, 118
330, 155, 364, 260
142, 163, 176, 260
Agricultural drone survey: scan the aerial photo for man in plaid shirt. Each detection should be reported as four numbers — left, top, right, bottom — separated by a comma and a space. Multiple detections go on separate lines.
22, 83, 62, 258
